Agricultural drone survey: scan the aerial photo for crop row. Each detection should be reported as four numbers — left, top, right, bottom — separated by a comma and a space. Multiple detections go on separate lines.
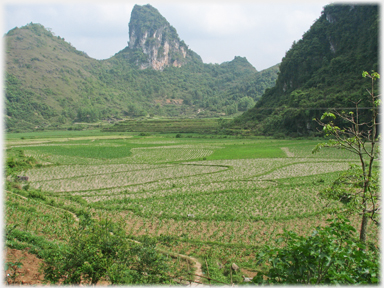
26, 158, 353, 200
5, 192, 75, 242
256, 162, 351, 180
129, 147, 215, 163
26, 164, 172, 181
29, 164, 228, 192
81, 180, 276, 202
97, 185, 341, 221
117, 211, 340, 247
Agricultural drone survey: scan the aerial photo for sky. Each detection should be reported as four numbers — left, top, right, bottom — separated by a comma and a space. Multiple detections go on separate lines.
1, 0, 343, 71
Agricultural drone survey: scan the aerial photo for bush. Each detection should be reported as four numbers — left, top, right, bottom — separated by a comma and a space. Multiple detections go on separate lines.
273, 132, 285, 139
27, 190, 46, 201
42, 217, 172, 285
253, 216, 379, 284
5, 149, 37, 176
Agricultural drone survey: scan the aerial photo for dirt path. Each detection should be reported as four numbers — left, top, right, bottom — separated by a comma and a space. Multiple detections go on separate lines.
163, 251, 203, 285
186, 256, 204, 286
129, 238, 203, 285
281, 147, 294, 157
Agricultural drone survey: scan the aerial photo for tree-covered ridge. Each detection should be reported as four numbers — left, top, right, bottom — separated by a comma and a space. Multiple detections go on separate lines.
4, 22, 278, 132
237, 4, 379, 136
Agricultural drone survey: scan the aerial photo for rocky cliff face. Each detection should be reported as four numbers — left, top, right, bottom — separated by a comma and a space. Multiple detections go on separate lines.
128, 4, 200, 70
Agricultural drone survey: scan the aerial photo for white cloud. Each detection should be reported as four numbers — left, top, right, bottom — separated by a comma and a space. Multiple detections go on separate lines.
196, 5, 256, 35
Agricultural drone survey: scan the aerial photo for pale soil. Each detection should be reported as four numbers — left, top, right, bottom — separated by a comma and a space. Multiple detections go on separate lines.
281, 147, 294, 157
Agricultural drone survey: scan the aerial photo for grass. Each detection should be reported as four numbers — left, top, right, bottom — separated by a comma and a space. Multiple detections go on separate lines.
19, 140, 169, 160
23, 144, 133, 159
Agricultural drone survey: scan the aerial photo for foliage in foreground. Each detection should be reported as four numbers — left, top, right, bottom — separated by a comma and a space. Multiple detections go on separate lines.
253, 216, 379, 285
313, 71, 380, 242
5, 149, 38, 177
42, 217, 173, 285
319, 164, 380, 226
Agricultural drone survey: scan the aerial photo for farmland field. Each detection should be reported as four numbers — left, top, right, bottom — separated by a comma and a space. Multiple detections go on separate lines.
5, 131, 379, 283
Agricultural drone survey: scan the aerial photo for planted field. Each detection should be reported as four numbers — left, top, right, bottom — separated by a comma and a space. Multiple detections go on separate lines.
6, 131, 378, 279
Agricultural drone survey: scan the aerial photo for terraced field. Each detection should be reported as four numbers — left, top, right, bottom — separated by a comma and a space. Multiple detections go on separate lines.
5, 132, 379, 281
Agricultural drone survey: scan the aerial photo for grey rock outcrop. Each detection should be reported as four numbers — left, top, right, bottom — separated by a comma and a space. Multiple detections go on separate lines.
127, 4, 201, 70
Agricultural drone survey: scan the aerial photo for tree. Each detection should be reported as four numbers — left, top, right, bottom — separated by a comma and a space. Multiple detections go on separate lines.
312, 71, 380, 242
238, 96, 255, 111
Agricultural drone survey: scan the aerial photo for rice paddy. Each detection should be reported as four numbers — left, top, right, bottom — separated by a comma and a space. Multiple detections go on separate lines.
6, 131, 378, 271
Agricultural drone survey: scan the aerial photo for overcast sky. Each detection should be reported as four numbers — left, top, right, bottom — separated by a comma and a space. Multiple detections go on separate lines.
2, 0, 369, 71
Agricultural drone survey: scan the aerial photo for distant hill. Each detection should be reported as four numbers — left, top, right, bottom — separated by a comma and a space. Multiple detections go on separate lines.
234, 4, 379, 137
4, 4, 278, 132
5, 23, 106, 131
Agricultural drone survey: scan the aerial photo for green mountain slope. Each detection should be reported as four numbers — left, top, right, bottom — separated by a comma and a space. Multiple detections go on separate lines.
4, 5, 278, 133
236, 4, 379, 136
5, 23, 115, 131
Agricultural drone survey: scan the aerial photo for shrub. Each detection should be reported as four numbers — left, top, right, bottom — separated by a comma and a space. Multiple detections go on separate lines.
27, 190, 46, 201
273, 132, 285, 139
253, 216, 379, 284
42, 217, 172, 285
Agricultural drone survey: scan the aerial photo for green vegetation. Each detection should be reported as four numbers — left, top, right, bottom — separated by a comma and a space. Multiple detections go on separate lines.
127, 4, 199, 67
254, 217, 379, 284
5, 129, 379, 284
129, 4, 172, 39
4, 15, 278, 133
207, 142, 286, 160
313, 71, 380, 242
5, 259, 24, 285
6, 149, 37, 177
42, 217, 173, 285
235, 4, 379, 136
21, 142, 160, 160
4, 3, 380, 285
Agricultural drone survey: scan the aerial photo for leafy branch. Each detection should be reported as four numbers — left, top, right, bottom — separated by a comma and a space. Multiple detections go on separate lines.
312, 71, 380, 242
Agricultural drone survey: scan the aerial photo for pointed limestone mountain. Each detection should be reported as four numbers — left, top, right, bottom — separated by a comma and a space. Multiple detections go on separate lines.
126, 4, 202, 70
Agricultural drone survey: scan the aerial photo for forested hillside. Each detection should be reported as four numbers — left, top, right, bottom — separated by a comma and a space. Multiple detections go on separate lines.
4, 4, 278, 133
235, 4, 379, 136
